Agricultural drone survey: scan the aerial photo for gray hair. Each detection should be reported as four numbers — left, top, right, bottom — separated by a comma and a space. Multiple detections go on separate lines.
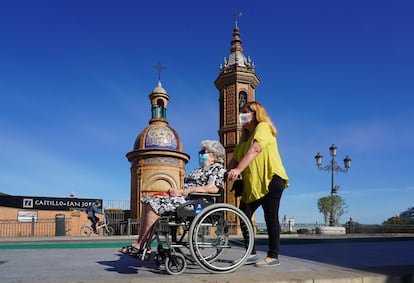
201, 140, 225, 164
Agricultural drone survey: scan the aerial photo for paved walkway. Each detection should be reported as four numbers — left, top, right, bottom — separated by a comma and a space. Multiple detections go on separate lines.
0, 235, 413, 283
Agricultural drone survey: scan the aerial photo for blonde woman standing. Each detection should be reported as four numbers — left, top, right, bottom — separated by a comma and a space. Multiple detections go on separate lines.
227, 101, 289, 268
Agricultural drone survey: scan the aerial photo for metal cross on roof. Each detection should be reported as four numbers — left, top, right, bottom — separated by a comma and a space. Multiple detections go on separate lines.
153, 61, 166, 81
233, 12, 242, 27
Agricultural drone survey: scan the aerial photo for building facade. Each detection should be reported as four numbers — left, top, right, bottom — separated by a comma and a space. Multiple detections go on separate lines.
0, 194, 98, 237
400, 207, 414, 220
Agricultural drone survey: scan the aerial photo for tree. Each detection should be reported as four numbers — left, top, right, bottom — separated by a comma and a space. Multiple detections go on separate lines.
317, 195, 348, 226
317, 196, 330, 225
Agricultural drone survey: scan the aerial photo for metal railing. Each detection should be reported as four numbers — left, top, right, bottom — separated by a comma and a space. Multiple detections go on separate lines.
278, 223, 326, 234
108, 218, 140, 236
346, 223, 414, 234
2, 217, 414, 238
270, 223, 414, 234
104, 200, 130, 210
0, 218, 71, 237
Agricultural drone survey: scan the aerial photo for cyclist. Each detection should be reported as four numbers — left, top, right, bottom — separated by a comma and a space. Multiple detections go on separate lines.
87, 200, 103, 233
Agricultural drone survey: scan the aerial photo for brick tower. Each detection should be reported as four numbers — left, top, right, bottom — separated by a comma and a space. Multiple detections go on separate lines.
215, 24, 260, 207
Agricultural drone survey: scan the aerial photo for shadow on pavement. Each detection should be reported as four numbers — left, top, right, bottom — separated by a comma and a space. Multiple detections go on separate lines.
97, 252, 215, 276
97, 253, 152, 274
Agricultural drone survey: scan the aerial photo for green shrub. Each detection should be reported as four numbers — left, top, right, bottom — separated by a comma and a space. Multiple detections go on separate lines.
282, 231, 297, 234
297, 228, 310, 234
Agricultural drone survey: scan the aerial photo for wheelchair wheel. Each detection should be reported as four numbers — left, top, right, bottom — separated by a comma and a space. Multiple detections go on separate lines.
80, 225, 92, 237
188, 203, 254, 274
165, 252, 187, 275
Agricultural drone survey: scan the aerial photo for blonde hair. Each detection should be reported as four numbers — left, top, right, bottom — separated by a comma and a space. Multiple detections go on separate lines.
240, 101, 277, 141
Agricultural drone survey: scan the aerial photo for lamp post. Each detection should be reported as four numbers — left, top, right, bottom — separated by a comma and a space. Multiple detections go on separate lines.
315, 144, 351, 226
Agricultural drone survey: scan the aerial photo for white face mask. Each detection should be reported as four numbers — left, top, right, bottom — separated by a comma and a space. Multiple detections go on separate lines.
239, 113, 252, 126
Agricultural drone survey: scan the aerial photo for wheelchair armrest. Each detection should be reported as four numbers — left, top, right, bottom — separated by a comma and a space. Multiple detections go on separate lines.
189, 192, 221, 198
175, 192, 221, 218
189, 192, 221, 203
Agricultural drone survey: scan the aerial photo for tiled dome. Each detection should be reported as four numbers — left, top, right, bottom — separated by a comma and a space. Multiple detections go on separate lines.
134, 124, 180, 150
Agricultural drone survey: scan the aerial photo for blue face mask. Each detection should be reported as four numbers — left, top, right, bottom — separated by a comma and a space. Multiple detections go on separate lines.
199, 153, 209, 167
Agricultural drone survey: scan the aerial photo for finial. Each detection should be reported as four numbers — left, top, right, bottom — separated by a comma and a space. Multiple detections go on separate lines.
233, 11, 242, 28
153, 61, 166, 82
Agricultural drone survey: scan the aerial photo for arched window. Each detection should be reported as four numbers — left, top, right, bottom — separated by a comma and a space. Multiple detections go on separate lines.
239, 91, 247, 110
157, 99, 166, 119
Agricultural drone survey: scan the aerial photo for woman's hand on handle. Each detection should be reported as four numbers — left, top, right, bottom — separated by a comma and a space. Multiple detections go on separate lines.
227, 168, 241, 181
227, 141, 262, 181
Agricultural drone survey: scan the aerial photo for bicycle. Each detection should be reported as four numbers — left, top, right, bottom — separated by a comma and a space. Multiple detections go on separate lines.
80, 214, 114, 237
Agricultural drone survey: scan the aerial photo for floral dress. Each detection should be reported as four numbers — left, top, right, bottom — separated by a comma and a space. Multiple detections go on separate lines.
141, 162, 226, 215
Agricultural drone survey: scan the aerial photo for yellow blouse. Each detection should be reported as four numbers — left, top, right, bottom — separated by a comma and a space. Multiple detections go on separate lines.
234, 122, 289, 203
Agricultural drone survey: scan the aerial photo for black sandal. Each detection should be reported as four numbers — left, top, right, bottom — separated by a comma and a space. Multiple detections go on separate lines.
118, 245, 139, 254
119, 245, 151, 260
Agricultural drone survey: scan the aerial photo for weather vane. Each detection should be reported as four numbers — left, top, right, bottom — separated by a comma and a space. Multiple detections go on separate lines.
233, 11, 242, 27
153, 61, 166, 81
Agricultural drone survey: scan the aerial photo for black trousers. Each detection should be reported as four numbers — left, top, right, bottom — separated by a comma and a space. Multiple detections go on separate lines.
240, 174, 285, 258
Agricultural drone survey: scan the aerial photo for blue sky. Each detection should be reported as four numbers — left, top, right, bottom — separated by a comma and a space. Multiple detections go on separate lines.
1, 0, 413, 225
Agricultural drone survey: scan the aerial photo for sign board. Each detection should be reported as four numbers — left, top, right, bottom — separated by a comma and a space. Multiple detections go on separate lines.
18, 210, 38, 222
0, 196, 102, 211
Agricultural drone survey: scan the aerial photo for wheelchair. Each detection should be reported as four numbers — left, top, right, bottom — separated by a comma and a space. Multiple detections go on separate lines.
137, 192, 254, 275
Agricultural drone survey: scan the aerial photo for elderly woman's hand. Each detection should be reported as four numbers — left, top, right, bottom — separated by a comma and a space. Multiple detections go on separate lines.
168, 188, 185, 196
167, 188, 177, 196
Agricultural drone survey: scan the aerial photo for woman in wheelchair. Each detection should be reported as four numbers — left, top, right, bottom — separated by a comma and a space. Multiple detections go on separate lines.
119, 140, 227, 258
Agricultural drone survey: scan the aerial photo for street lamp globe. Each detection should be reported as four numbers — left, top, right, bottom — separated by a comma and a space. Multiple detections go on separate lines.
344, 155, 352, 170
314, 152, 323, 167
329, 144, 337, 157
